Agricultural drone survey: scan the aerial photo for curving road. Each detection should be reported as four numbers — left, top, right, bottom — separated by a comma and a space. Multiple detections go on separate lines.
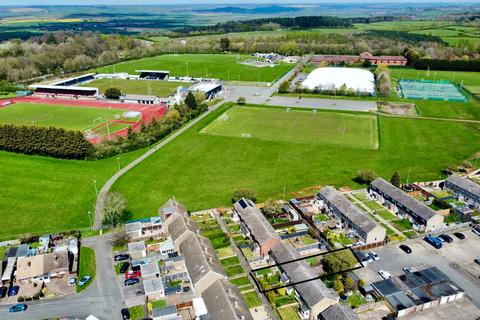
0, 234, 123, 320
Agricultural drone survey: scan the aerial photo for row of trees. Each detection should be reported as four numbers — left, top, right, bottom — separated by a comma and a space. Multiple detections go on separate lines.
0, 124, 94, 159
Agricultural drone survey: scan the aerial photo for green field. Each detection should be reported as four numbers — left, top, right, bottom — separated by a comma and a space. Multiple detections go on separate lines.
0, 103, 124, 131
0, 148, 143, 240
77, 246, 96, 293
112, 103, 480, 216
201, 106, 379, 149
391, 68, 480, 87
83, 78, 190, 97
96, 54, 294, 82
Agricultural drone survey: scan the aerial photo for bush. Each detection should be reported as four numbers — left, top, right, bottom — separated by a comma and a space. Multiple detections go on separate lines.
237, 97, 246, 105
232, 189, 257, 203
105, 87, 121, 99
354, 170, 378, 185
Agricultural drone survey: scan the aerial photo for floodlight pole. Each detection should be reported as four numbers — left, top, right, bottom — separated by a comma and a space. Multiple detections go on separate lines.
186, 62, 189, 77
93, 179, 98, 195
87, 211, 92, 228
407, 169, 411, 184
117, 157, 121, 171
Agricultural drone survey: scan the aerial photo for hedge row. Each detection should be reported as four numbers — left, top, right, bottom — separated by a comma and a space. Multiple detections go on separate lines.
414, 59, 480, 71
0, 124, 94, 159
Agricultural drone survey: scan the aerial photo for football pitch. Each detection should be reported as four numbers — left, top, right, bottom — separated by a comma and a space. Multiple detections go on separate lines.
0, 103, 124, 131
83, 79, 190, 97
96, 54, 294, 82
201, 106, 379, 149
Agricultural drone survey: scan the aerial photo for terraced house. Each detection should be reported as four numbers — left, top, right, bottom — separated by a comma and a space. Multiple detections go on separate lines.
316, 186, 386, 245
369, 178, 444, 233
444, 174, 480, 208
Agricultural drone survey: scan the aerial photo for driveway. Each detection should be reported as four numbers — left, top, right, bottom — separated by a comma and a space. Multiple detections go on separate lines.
356, 228, 480, 310
0, 234, 124, 320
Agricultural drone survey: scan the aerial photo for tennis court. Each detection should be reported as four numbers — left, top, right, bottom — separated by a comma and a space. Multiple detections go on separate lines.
399, 80, 467, 102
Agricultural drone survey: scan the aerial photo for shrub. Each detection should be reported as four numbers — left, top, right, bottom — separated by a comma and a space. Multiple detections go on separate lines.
105, 87, 121, 99
232, 189, 257, 203
354, 170, 378, 185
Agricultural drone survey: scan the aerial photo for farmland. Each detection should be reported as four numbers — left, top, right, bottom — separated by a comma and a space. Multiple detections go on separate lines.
112, 103, 480, 218
0, 103, 126, 131
202, 106, 379, 149
96, 54, 294, 82
83, 79, 190, 97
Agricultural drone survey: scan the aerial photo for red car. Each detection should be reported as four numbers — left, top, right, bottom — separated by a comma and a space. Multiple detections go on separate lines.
125, 270, 141, 280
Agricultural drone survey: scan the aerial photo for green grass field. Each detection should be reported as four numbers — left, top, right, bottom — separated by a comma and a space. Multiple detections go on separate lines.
391, 68, 479, 87
112, 103, 480, 217
83, 78, 190, 97
0, 103, 124, 131
77, 246, 96, 293
201, 106, 379, 149
96, 54, 294, 82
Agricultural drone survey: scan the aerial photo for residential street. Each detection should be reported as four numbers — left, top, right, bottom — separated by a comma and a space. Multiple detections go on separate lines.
0, 234, 124, 320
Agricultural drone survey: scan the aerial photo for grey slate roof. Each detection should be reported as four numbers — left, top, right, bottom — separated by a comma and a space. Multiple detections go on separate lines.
159, 198, 188, 220
446, 174, 480, 198
140, 262, 160, 277
179, 232, 225, 286
271, 242, 337, 308
371, 178, 438, 222
318, 186, 380, 234
233, 198, 280, 246
167, 214, 198, 242
202, 278, 253, 320
320, 304, 359, 320
152, 305, 177, 318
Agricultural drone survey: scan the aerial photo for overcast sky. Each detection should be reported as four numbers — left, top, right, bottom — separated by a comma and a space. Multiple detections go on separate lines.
0, 0, 478, 5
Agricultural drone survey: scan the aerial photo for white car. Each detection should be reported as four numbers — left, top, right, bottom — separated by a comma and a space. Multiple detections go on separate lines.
369, 251, 380, 261
472, 227, 480, 236
402, 266, 415, 274
378, 270, 392, 279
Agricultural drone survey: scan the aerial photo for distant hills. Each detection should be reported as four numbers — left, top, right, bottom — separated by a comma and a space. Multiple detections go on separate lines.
195, 5, 302, 15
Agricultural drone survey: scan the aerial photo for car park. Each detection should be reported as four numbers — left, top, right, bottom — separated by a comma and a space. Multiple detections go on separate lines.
453, 232, 465, 240
439, 234, 454, 243
378, 270, 392, 279
124, 278, 140, 286
9, 303, 27, 313
79, 275, 91, 286
0, 286, 7, 298
114, 253, 130, 262
369, 251, 380, 261
120, 262, 130, 274
8, 285, 19, 297
399, 244, 412, 254
121, 308, 131, 320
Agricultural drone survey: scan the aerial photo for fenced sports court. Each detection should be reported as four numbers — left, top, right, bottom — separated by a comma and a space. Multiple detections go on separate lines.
399, 80, 467, 102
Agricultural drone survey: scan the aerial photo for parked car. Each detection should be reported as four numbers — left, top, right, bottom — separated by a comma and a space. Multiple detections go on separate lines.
369, 251, 380, 261
183, 286, 191, 292
424, 235, 442, 249
121, 308, 131, 320
378, 270, 392, 279
79, 275, 91, 286
119, 262, 130, 274
453, 232, 465, 240
8, 285, 19, 297
9, 303, 27, 313
402, 266, 415, 274
114, 253, 130, 262
124, 278, 140, 286
472, 227, 480, 236
69, 277, 77, 286
399, 244, 412, 254
0, 286, 7, 298
125, 270, 141, 280
439, 234, 454, 243
474, 258, 480, 265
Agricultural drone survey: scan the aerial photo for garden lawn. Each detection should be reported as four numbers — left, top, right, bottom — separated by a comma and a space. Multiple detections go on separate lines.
77, 246, 96, 293
201, 106, 379, 149
242, 291, 263, 308
231, 275, 251, 287
224, 265, 245, 277
0, 102, 124, 131
128, 305, 146, 320
96, 54, 293, 82
113, 103, 480, 217
220, 256, 241, 267
376, 209, 397, 221
83, 79, 189, 97
278, 306, 301, 320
